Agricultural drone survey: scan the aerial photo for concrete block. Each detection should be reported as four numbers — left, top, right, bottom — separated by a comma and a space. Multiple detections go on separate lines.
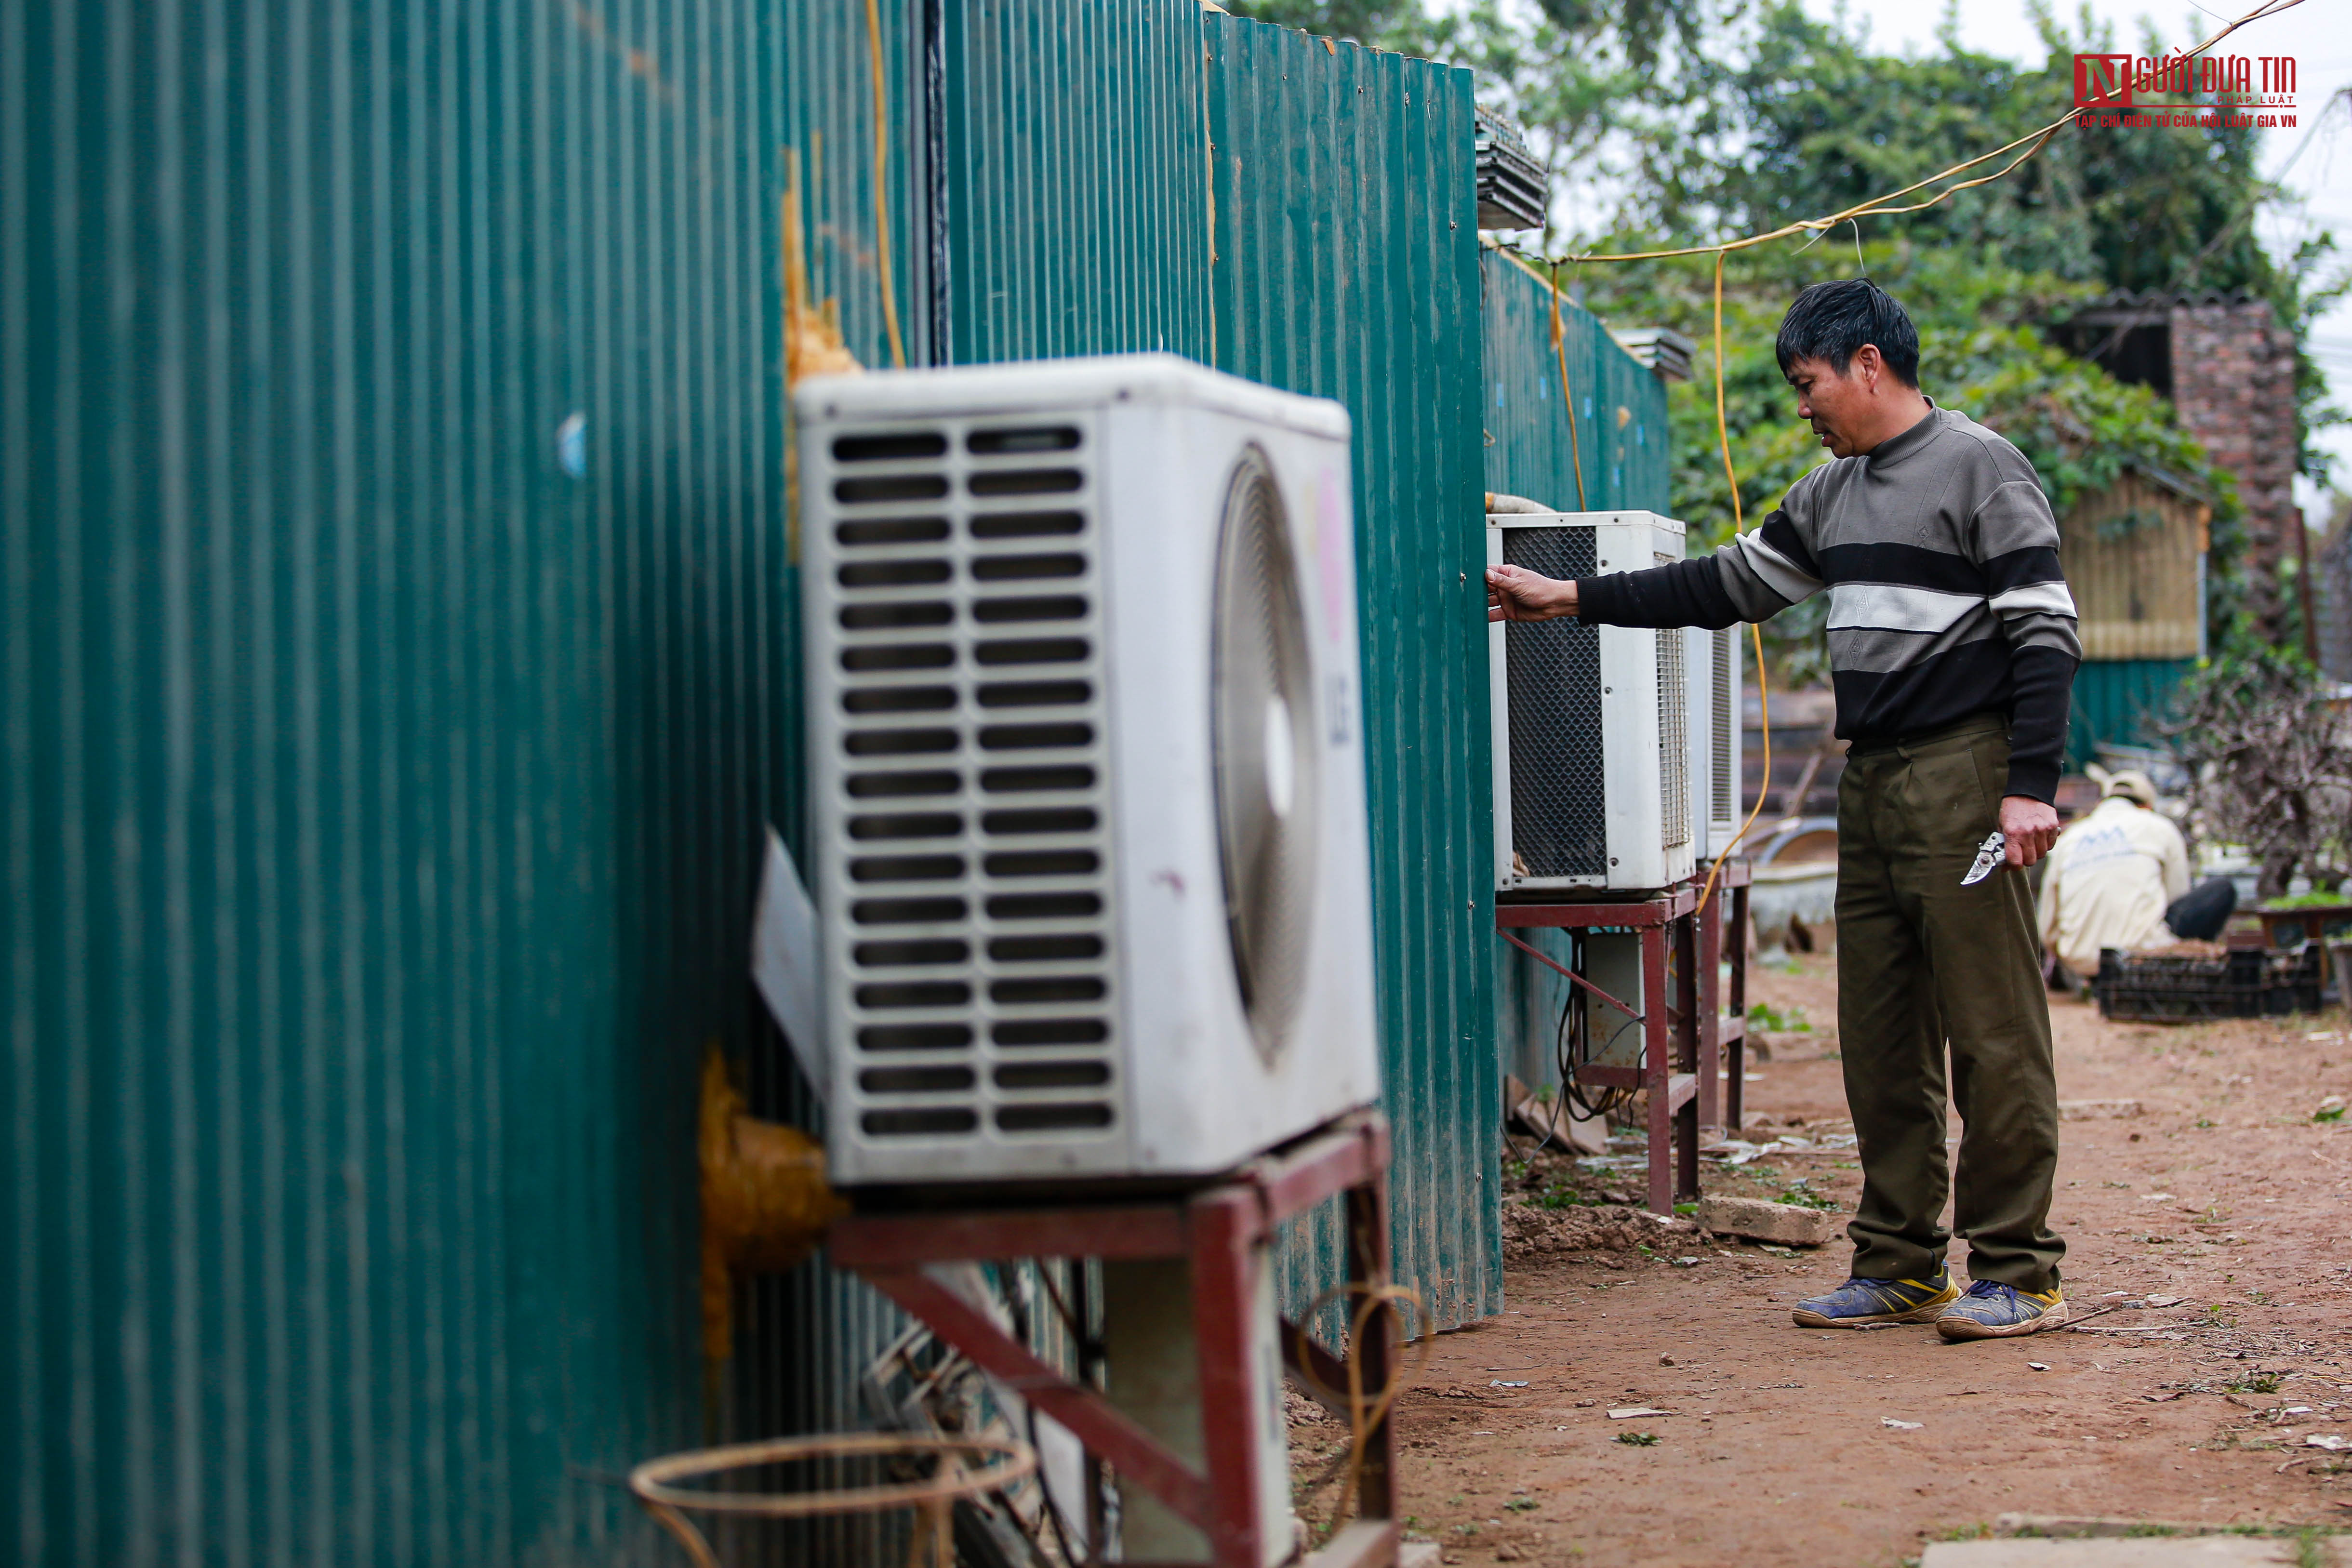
2058, 1099, 2141, 1120
1695, 1194, 1844, 1247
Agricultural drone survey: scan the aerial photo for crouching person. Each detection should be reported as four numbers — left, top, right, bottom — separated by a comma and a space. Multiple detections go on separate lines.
2038, 766, 2237, 983
1486, 279, 2076, 1340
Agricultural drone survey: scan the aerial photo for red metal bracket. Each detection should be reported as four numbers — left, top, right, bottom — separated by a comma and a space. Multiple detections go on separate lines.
829, 1109, 1399, 1568
856, 1265, 1217, 1529
1495, 883, 1695, 928
830, 1207, 1185, 1270
1496, 928, 1644, 1021
1494, 879, 1733, 1212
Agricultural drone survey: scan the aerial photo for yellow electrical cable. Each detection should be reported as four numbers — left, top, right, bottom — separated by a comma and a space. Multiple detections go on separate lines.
862, 0, 907, 368
1289, 1279, 1435, 1528
1492, 248, 1767, 918
1691, 249, 1769, 921
1550, 260, 1589, 509
1560, 120, 2065, 266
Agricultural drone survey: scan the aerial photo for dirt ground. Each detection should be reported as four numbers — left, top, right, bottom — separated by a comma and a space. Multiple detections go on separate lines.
1290, 947, 2352, 1566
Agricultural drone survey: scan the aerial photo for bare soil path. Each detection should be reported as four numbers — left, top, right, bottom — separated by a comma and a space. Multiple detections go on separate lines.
1292, 950, 2352, 1566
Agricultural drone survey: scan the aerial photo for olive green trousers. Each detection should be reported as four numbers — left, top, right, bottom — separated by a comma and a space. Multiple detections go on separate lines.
1834, 714, 2064, 1292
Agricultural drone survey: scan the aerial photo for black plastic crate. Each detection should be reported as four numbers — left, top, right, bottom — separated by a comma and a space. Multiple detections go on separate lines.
2091, 944, 2324, 1022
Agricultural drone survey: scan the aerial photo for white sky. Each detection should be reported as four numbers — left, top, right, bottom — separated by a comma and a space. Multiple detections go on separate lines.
1802, 0, 2352, 516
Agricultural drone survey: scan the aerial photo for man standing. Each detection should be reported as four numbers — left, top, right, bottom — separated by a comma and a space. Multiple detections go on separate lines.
1487, 279, 2079, 1341
2039, 767, 2236, 981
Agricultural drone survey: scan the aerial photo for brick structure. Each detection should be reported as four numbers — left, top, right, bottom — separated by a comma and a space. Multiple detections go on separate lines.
2167, 294, 2302, 635
2050, 290, 2303, 640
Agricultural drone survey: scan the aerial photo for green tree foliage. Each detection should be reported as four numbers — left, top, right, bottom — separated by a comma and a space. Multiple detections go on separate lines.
1645, 2, 2344, 483
1658, 4, 2274, 293
1231, 0, 2342, 665
1222, 0, 1734, 213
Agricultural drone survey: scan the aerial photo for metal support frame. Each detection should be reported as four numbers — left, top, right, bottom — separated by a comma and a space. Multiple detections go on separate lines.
828, 1111, 1400, 1568
1712, 860, 1754, 1135
1496, 861, 1750, 1214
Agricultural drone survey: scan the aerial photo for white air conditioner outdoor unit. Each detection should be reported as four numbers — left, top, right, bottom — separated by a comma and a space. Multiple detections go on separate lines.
1489, 509, 1695, 894
1687, 623, 1745, 861
797, 354, 1380, 1187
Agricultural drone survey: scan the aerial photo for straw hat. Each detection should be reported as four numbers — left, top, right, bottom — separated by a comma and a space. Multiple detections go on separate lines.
2092, 766, 2158, 808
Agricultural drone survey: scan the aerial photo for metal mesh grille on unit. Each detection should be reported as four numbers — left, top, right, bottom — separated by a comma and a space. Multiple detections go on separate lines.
1212, 448, 1321, 1064
1653, 550, 1689, 850
1501, 527, 1605, 878
825, 419, 1118, 1144
1656, 626, 1689, 848
1712, 626, 1737, 827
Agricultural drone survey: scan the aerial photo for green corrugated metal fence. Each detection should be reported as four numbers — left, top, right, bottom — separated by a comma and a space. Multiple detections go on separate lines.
1478, 252, 1674, 1103
5, 1, 1585, 1558
1481, 251, 1672, 514
2, 0, 924, 1561
2067, 658, 2194, 770
742, 4, 927, 1513
1206, 18, 1499, 1331
942, 0, 1215, 363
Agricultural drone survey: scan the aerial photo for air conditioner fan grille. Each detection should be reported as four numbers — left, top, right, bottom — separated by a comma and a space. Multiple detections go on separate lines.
1211, 447, 1320, 1063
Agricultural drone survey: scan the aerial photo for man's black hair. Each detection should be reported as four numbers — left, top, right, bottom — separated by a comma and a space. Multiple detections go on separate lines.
1774, 279, 1921, 386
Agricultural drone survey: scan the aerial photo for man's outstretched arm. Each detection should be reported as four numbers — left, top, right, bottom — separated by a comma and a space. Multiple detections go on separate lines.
1486, 564, 1580, 622
1487, 504, 1822, 628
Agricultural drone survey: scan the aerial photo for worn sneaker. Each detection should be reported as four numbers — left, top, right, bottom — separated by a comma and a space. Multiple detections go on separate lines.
1790, 1268, 1960, 1329
1934, 1280, 2067, 1340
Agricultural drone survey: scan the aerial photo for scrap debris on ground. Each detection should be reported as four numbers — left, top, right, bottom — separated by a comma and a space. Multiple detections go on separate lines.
1291, 948, 2352, 1566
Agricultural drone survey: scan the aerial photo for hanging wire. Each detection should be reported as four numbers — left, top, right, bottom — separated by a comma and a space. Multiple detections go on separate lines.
1289, 1279, 1436, 1527
1691, 249, 1772, 920
1531, 0, 2303, 271
1549, 260, 1590, 509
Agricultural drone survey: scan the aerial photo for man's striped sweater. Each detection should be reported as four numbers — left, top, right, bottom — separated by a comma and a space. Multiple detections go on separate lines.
1577, 403, 2081, 802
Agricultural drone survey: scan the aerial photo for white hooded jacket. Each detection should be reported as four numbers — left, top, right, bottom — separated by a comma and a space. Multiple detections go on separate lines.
2036, 795, 2191, 979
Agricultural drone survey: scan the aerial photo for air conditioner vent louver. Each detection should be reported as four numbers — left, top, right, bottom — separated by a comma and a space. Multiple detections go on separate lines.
1474, 104, 1547, 231
826, 419, 1118, 1145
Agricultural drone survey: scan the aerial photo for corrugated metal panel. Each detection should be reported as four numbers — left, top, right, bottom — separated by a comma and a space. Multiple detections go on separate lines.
2060, 472, 2206, 661
1206, 18, 1499, 1331
0, 1, 925, 1561
745, 8, 927, 1531
1479, 250, 1671, 515
942, 0, 1213, 364
1478, 252, 1673, 1111
2068, 658, 2193, 771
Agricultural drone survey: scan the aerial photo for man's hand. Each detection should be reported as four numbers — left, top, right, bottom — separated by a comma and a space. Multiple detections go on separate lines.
1486, 565, 1579, 623
2001, 795, 2060, 868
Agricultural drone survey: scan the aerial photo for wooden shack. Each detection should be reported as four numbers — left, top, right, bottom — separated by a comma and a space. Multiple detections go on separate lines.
2057, 467, 2209, 768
